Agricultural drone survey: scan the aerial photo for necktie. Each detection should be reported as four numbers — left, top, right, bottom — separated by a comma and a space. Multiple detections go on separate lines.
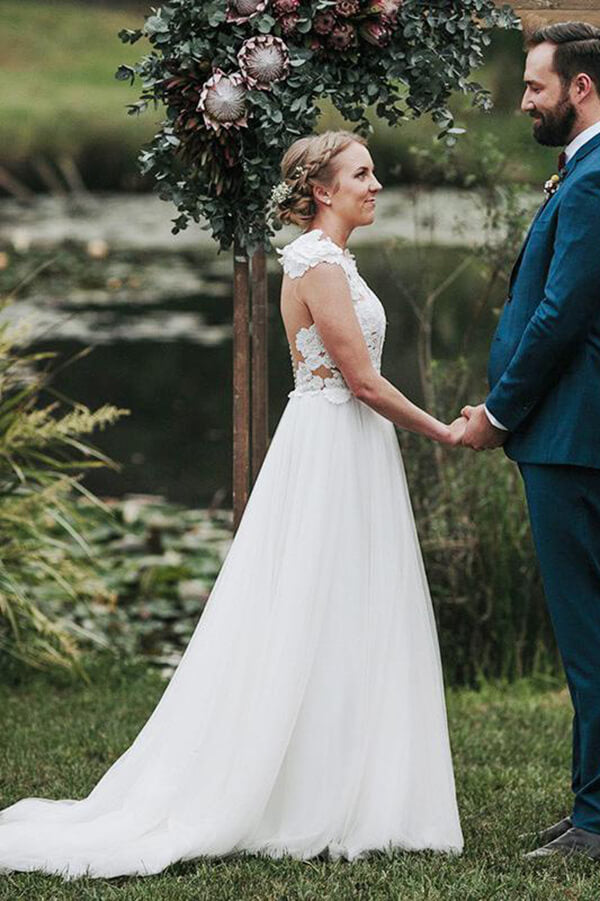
558, 151, 567, 173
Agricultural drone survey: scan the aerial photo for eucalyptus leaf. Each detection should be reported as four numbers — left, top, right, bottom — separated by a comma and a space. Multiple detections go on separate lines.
117, 0, 519, 251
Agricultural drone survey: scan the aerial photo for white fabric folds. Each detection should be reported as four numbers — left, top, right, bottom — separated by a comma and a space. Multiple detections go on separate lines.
0, 231, 463, 879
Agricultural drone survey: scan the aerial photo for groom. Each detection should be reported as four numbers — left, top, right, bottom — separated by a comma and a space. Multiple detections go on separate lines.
462, 21, 600, 860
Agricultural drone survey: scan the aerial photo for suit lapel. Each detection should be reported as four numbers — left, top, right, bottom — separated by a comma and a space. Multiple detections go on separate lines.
508, 133, 600, 293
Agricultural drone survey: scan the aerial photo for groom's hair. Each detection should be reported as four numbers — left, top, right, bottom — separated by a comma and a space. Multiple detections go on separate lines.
527, 21, 600, 95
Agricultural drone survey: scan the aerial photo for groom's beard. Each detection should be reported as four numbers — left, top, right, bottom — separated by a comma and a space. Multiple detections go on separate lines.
531, 91, 577, 147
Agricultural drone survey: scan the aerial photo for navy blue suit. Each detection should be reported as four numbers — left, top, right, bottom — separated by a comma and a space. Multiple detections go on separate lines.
486, 130, 600, 833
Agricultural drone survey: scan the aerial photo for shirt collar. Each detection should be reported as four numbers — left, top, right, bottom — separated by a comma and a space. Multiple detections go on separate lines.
564, 119, 600, 162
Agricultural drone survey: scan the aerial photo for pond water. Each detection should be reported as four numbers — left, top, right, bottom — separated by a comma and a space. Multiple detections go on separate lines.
26, 244, 503, 506
1, 190, 529, 505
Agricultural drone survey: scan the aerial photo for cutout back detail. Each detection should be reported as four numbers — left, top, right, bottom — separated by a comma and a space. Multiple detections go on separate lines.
277, 229, 387, 405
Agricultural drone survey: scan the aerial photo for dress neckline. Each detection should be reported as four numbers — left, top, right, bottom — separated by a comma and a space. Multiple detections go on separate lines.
304, 228, 355, 261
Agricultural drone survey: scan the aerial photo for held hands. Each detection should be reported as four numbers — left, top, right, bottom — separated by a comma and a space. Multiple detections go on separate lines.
444, 416, 468, 448
460, 404, 508, 451
440, 404, 508, 450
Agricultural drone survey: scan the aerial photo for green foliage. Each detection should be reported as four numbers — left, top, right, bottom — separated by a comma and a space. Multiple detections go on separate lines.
0, 296, 129, 676
17, 465, 552, 686
118, 0, 519, 250
403, 417, 556, 685
387, 135, 557, 684
0, 4, 550, 193
52, 498, 231, 679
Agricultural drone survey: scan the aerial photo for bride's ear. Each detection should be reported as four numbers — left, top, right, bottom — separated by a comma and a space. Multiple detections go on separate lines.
313, 183, 331, 207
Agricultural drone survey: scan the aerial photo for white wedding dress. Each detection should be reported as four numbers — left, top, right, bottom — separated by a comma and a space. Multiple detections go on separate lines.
0, 228, 463, 880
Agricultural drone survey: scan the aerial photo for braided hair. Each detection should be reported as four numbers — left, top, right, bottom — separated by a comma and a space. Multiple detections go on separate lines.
275, 130, 368, 228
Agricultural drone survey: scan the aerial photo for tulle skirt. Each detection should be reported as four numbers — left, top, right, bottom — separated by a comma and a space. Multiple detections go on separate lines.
0, 394, 463, 879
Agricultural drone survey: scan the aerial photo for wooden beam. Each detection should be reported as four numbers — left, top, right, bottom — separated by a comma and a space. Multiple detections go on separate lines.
509, 2, 600, 25
513, 1, 600, 9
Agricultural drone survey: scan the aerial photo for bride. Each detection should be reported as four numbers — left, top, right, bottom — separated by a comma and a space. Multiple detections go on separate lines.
0, 129, 465, 880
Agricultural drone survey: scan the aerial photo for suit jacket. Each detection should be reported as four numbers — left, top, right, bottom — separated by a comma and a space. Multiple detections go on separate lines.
486, 130, 600, 468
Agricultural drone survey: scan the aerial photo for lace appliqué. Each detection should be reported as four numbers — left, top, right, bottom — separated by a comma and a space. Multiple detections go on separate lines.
277, 229, 387, 405
294, 327, 351, 404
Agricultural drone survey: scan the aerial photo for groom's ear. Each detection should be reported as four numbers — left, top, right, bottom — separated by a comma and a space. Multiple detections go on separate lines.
572, 71, 597, 104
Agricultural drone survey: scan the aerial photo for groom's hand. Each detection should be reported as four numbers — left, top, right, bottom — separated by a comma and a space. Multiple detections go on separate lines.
461, 404, 507, 451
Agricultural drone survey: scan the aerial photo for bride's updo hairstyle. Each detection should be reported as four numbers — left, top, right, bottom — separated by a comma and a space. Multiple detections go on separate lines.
275, 130, 368, 228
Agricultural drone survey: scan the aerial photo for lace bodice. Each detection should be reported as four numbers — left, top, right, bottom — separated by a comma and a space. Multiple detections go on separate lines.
277, 229, 387, 404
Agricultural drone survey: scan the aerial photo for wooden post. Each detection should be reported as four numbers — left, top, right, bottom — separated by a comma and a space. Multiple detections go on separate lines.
251, 247, 269, 483
233, 241, 251, 532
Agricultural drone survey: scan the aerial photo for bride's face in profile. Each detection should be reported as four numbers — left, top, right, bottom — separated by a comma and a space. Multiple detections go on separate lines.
314, 141, 382, 229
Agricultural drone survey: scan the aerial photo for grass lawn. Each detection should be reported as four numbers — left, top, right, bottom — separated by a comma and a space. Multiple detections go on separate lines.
0, 0, 155, 175
0, 659, 598, 899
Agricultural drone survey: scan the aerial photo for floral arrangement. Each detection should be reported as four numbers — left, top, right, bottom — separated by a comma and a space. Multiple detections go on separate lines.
117, 0, 518, 251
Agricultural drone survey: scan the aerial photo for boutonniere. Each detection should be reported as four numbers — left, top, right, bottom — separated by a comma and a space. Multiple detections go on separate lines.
543, 172, 563, 201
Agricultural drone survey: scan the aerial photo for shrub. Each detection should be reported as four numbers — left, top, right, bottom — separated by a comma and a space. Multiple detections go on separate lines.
0, 293, 128, 676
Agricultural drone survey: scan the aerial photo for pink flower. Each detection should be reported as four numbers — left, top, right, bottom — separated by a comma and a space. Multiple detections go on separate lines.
359, 19, 391, 46
238, 35, 290, 90
335, 0, 360, 17
313, 11, 336, 35
329, 22, 357, 51
365, 0, 402, 25
365, 0, 402, 16
273, 0, 299, 13
226, 0, 269, 24
197, 70, 248, 132
279, 12, 300, 35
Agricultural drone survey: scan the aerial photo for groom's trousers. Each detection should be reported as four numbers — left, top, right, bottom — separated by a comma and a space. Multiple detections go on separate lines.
520, 463, 600, 834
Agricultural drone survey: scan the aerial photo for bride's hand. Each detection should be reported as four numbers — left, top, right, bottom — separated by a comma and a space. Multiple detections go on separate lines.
443, 416, 467, 448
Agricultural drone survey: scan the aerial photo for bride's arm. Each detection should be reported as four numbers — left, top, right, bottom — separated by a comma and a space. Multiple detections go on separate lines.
299, 263, 462, 446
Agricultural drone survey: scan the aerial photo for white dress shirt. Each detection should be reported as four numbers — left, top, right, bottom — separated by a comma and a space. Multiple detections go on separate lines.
564, 119, 600, 162
484, 118, 600, 432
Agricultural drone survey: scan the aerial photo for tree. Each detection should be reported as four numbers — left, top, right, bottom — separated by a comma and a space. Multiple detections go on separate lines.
117, 0, 519, 527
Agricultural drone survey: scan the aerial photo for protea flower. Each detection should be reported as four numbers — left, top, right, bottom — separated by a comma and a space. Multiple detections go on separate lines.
226, 0, 269, 24
313, 11, 336, 35
279, 12, 300, 34
365, 0, 402, 25
329, 22, 357, 51
365, 0, 402, 17
238, 35, 290, 90
335, 0, 360, 17
359, 19, 391, 46
197, 70, 248, 132
273, 0, 299, 13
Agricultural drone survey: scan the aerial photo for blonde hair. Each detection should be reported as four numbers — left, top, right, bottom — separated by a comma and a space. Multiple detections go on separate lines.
275, 130, 368, 228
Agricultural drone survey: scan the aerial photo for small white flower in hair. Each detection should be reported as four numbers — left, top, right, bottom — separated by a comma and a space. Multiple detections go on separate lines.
270, 181, 293, 204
